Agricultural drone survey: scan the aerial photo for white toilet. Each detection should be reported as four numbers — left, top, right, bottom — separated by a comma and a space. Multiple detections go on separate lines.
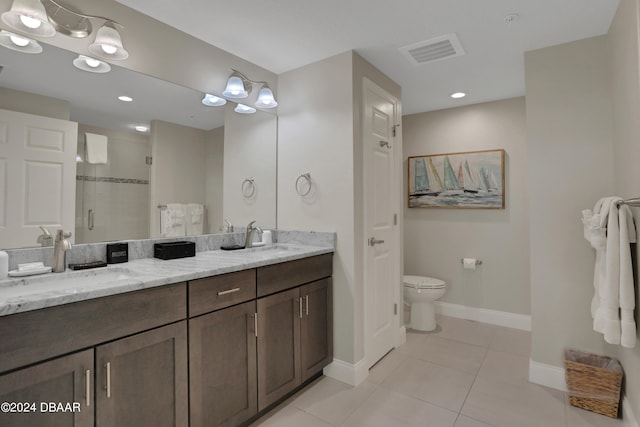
403, 275, 446, 331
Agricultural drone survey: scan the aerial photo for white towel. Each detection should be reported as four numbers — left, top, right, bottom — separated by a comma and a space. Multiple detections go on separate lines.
584, 196, 637, 348
162, 204, 186, 237
85, 133, 108, 164
186, 203, 204, 236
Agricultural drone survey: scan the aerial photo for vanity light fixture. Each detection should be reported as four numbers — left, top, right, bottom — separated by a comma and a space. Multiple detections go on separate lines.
234, 103, 256, 114
134, 125, 149, 133
1, 0, 56, 38
223, 72, 249, 99
223, 69, 278, 109
450, 92, 466, 99
0, 0, 130, 60
88, 22, 129, 60
72, 54, 111, 73
255, 84, 278, 108
202, 93, 227, 107
0, 29, 42, 53
118, 95, 133, 102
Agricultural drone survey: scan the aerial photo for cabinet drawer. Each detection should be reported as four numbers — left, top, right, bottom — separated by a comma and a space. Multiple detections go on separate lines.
189, 270, 256, 317
257, 254, 333, 297
0, 283, 186, 374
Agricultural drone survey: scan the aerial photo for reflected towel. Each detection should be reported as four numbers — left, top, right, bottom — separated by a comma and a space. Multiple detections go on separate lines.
85, 133, 108, 164
162, 204, 186, 237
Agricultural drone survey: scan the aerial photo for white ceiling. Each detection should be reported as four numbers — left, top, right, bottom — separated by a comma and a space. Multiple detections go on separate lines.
116, 0, 620, 115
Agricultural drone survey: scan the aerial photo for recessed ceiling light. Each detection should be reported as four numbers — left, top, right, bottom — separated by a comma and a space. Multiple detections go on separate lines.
118, 95, 133, 102
450, 92, 466, 99
134, 125, 149, 132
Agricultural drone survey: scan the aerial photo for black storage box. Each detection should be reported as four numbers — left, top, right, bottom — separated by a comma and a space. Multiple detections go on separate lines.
154, 241, 196, 260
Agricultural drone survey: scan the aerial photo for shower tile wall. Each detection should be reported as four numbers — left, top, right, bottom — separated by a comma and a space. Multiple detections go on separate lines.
75, 124, 150, 243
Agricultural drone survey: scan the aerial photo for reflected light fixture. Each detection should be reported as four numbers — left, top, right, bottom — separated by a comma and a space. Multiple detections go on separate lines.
450, 92, 466, 99
0, 29, 42, 53
1, 0, 55, 37
202, 93, 226, 107
134, 125, 149, 133
88, 22, 129, 60
223, 69, 278, 109
118, 95, 133, 102
72, 54, 111, 73
234, 103, 256, 114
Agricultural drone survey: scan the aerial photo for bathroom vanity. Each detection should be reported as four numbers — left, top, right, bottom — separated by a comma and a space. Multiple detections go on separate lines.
0, 245, 333, 427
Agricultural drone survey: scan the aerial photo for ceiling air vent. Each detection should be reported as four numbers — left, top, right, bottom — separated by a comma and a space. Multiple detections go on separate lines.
400, 33, 465, 66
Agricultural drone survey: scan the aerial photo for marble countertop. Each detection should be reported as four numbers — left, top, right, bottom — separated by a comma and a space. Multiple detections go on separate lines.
0, 243, 334, 317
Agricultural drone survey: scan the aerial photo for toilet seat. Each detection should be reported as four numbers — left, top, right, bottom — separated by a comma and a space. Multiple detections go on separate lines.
403, 275, 446, 290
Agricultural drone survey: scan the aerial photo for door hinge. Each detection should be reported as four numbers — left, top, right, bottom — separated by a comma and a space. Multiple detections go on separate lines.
392, 124, 400, 137
393, 213, 397, 225
145, 156, 153, 165
394, 303, 398, 315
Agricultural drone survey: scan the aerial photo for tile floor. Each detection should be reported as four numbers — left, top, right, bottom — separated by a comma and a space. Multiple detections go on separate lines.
251, 315, 624, 427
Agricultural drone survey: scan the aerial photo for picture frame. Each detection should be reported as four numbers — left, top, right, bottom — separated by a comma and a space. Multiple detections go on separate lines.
408, 149, 505, 209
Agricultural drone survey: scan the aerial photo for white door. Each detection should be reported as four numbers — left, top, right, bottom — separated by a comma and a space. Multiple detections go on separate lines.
0, 109, 78, 248
363, 79, 400, 368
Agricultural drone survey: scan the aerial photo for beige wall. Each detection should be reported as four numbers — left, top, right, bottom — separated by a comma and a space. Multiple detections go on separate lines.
525, 35, 617, 366
277, 51, 401, 373
277, 52, 357, 363
610, 0, 640, 417
403, 98, 530, 316
149, 120, 207, 237
0, 87, 69, 120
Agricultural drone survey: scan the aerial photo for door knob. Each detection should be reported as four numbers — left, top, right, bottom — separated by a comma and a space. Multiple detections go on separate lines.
368, 237, 385, 246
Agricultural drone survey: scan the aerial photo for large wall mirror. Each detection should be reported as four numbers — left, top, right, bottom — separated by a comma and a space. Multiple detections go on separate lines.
0, 40, 277, 249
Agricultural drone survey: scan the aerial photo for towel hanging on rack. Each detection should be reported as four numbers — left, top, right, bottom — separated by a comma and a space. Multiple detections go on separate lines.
582, 196, 637, 348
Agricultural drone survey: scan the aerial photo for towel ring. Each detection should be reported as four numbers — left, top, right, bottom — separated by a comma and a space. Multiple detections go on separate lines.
241, 177, 256, 198
295, 172, 312, 196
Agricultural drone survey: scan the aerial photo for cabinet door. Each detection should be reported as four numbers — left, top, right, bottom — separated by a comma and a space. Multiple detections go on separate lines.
0, 349, 93, 427
257, 287, 301, 411
300, 278, 333, 382
189, 301, 257, 427
95, 321, 188, 427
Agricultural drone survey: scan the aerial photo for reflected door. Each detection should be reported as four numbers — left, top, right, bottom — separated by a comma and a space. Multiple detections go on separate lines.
0, 109, 77, 248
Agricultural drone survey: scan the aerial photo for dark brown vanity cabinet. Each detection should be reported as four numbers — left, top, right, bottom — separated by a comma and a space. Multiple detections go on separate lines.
188, 271, 258, 427
0, 284, 188, 427
0, 349, 94, 427
256, 255, 333, 411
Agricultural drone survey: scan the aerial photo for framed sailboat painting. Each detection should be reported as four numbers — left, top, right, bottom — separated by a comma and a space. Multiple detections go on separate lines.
408, 149, 505, 209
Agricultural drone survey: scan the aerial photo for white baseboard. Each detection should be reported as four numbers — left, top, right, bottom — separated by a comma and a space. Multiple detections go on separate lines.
528, 360, 638, 426
528, 359, 567, 391
435, 301, 532, 331
323, 357, 368, 387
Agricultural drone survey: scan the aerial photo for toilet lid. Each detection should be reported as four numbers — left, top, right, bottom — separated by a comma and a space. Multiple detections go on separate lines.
403, 275, 446, 289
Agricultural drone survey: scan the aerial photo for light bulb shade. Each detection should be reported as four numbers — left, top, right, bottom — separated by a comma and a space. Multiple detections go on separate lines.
72, 55, 111, 73
88, 24, 129, 60
223, 75, 248, 99
255, 85, 278, 108
1, 0, 55, 37
0, 29, 42, 53
234, 103, 256, 114
202, 93, 227, 107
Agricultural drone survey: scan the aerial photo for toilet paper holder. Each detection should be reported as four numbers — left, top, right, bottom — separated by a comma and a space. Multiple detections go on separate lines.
460, 258, 483, 266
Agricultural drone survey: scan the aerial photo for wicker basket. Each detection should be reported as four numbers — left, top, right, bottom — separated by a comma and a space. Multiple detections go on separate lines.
564, 349, 623, 418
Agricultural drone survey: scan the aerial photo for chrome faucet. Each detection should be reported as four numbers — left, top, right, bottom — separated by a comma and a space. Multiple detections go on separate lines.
244, 220, 256, 248
223, 219, 234, 233
37, 226, 53, 247
52, 229, 72, 273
